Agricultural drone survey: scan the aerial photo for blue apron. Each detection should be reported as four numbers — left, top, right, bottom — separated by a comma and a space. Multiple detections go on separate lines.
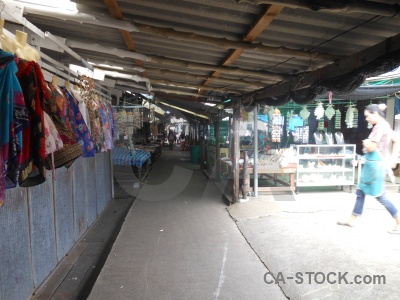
358, 150, 385, 196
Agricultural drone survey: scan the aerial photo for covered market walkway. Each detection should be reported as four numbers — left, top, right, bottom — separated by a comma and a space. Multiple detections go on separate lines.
33, 145, 400, 300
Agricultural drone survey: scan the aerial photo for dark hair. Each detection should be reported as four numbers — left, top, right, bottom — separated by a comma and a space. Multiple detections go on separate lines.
365, 103, 386, 118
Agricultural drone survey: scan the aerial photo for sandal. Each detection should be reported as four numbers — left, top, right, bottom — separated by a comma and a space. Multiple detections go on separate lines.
337, 221, 355, 227
388, 227, 400, 234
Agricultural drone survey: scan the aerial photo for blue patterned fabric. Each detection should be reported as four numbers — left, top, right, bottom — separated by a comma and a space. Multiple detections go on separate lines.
0, 50, 29, 190
61, 87, 95, 157
112, 147, 151, 167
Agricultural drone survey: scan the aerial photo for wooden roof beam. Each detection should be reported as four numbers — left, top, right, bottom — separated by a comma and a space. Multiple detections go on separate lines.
103, 0, 144, 68
200, 4, 284, 93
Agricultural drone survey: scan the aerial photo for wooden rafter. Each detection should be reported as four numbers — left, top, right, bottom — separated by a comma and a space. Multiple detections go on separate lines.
199, 5, 284, 93
103, 0, 144, 68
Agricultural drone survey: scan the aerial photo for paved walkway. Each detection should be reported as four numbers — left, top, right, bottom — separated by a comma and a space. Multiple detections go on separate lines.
34, 143, 400, 299
228, 186, 400, 299
88, 146, 285, 300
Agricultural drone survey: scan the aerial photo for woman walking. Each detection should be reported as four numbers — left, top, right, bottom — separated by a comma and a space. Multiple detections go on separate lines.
179, 132, 186, 151
338, 104, 400, 233
168, 129, 175, 150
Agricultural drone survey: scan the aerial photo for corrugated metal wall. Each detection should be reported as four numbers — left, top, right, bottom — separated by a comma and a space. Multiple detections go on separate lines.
0, 152, 113, 300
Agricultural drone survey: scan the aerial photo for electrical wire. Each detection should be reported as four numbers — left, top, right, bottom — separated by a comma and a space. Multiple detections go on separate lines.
308, 15, 383, 51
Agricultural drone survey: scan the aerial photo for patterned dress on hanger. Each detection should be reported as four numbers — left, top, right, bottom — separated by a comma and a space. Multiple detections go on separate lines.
107, 102, 115, 143
71, 89, 90, 131
86, 95, 104, 152
61, 87, 95, 157
98, 99, 113, 151
16, 60, 47, 187
44, 82, 82, 169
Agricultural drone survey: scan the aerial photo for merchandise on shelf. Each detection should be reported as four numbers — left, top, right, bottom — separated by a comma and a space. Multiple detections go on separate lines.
295, 144, 356, 192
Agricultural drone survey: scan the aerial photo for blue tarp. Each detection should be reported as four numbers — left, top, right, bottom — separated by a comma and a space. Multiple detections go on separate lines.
112, 147, 151, 167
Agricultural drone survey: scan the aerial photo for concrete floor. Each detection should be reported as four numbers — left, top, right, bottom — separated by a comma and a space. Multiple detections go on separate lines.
34, 143, 400, 299
88, 146, 285, 300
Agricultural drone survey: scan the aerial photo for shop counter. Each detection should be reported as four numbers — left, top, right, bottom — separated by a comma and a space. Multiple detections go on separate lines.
219, 158, 297, 193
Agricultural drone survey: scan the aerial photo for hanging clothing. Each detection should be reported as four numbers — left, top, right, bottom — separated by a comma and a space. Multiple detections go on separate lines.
98, 99, 113, 151
71, 88, 90, 131
86, 96, 104, 152
0, 51, 29, 194
43, 82, 82, 169
0, 151, 4, 207
43, 111, 63, 155
107, 102, 115, 144
61, 87, 95, 157
16, 60, 47, 187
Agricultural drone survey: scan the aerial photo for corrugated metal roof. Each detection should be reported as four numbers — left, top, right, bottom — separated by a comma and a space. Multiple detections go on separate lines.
3, 0, 400, 119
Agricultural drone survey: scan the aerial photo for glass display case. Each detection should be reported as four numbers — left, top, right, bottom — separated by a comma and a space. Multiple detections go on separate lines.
295, 144, 356, 193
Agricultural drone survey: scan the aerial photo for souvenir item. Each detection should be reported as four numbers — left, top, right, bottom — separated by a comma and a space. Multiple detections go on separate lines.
299, 105, 310, 121
335, 109, 341, 129
353, 107, 358, 128
314, 102, 324, 119
345, 105, 354, 128
325, 104, 335, 120
271, 108, 282, 143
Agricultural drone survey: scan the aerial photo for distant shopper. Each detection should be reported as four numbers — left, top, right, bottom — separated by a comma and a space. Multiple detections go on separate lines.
168, 130, 175, 150
338, 104, 400, 233
179, 132, 186, 151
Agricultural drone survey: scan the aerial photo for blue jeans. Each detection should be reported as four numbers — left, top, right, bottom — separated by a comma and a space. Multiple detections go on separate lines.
352, 189, 398, 217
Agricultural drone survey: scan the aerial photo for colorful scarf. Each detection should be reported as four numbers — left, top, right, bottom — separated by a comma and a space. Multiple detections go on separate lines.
16, 60, 47, 187
0, 51, 30, 204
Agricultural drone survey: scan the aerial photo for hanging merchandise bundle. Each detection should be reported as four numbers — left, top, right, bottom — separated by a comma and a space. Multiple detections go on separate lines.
0, 20, 115, 207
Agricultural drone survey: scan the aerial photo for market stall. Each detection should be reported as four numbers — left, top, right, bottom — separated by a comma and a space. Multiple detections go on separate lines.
112, 146, 152, 181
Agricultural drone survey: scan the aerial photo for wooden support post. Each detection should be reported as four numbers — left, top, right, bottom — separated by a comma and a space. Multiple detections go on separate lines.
253, 103, 259, 197
242, 150, 249, 199
232, 98, 240, 203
